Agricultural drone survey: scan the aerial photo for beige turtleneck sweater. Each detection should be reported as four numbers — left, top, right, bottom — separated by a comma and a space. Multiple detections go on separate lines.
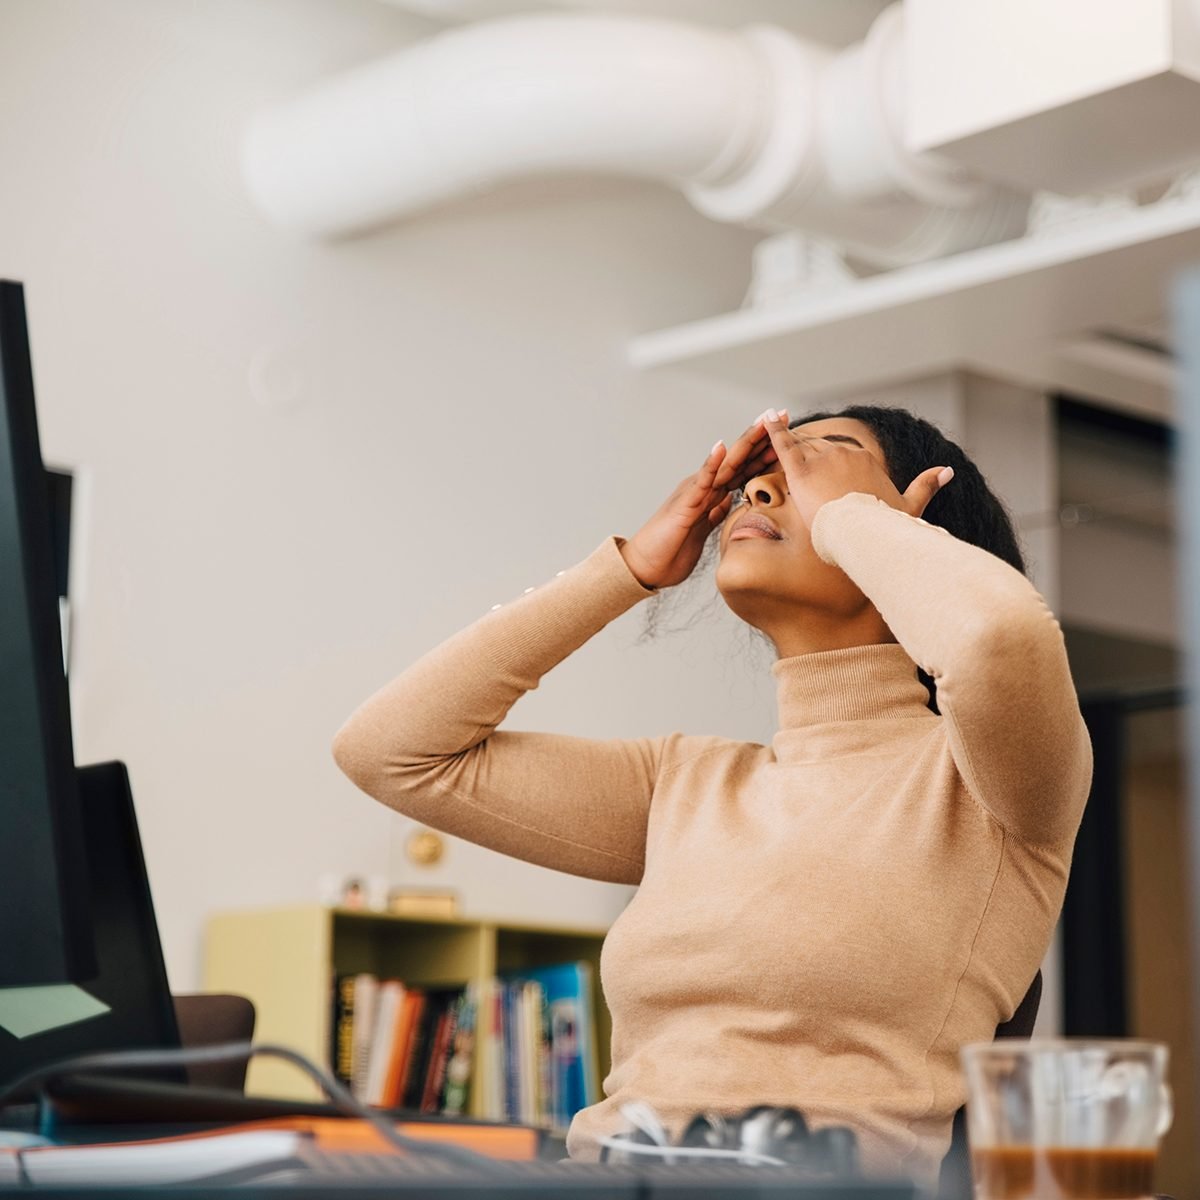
332, 491, 1092, 1189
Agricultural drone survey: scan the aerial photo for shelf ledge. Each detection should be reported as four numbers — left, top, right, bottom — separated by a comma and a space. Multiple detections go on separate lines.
628, 191, 1200, 418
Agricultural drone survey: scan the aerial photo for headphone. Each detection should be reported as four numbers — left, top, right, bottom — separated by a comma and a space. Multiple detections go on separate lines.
598, 1100, 860, 1173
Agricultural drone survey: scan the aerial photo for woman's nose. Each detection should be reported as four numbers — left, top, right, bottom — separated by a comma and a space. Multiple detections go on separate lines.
744, 471, 788, 509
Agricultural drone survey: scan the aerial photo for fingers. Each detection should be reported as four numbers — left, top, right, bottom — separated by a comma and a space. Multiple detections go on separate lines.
760, 408, 809, 465
707, 492, 735, 527
714, 407, 788, 488
687, 408, 795, 528
902, 465, 954, 517
685, 439, 727, 504
701, 440, 727, 483
736, 445, 778, 485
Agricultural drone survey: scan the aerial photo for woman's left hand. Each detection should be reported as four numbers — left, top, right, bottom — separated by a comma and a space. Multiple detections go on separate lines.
760, 409, 954, 528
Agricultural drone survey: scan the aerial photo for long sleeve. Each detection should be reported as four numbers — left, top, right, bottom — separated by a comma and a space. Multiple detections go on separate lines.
809, 492, 1092, 847
331, 535, 663, 884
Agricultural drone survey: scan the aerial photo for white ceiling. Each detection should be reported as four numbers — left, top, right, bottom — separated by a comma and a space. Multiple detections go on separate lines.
376, 0, 895, 45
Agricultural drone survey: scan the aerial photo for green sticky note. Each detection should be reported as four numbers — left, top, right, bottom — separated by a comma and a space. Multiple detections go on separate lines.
0, 985, 111, 1039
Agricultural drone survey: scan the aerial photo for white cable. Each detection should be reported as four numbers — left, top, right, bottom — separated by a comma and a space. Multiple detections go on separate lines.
616, 1100, 672, 1146
597, 1134, 788, 1167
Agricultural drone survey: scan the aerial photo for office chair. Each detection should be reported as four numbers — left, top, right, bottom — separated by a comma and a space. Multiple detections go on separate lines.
936, 970, 1042, 1200
171, 993, 256, 1091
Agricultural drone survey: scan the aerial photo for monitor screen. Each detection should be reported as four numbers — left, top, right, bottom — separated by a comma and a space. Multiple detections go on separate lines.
0, 762, 182, 1094
0, 280, 94, 986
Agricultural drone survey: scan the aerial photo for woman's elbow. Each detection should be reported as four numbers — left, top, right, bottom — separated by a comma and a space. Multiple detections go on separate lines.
331, 718, 449, 823
961, 588, 1065, 663
331, 717, 386, 797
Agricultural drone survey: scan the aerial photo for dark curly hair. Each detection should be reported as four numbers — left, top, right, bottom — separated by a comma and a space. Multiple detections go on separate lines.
638, 404, 1027, 714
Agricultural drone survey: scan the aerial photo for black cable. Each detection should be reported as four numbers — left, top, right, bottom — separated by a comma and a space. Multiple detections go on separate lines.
0, 1041, 515, 1177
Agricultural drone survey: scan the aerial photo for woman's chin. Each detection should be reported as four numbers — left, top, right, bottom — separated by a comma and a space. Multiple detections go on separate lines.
717, 553, 791, 591
717, 563, 794, 612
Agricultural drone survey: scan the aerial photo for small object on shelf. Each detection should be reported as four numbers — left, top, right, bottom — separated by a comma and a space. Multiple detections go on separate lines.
319, 874, 390, 911
386, 887, 459, 918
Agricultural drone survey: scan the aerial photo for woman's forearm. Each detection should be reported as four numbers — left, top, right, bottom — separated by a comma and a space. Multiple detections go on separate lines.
331, 535, 663, 882
810, 492, 1091, 846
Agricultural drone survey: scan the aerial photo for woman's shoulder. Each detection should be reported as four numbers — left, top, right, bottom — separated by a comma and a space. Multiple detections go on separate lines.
657, 730, 772, 782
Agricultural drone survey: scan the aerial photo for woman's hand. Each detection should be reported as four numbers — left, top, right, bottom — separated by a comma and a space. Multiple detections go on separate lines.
759, 409, 953, 528
620, 409, 787, 590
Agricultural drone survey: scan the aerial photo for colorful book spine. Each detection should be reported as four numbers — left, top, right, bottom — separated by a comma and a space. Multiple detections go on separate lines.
383, 989, 425, 1109
441, 986, 477, 1117
490, 981, 506, 1120
332, 974, 356, 1088
402, 986, 460, 1111
503, 982, 519, 1122
327, 962, 592, 1125
525, 980, 546, 1126
419, 1006, 456, 1113
364, 981, 404, 1107
349, 973, 379, 1102
498, 961, 596, 1132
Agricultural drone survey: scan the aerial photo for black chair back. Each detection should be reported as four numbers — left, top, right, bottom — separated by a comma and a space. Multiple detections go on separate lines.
171, 993, 256, 1091
936, 970, 1042, 1200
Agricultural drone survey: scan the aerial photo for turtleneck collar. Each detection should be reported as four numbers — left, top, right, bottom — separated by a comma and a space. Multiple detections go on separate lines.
771, 642, 935, 732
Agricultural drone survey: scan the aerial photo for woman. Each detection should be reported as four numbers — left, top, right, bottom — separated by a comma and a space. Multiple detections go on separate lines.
332, 404, 1092, 1188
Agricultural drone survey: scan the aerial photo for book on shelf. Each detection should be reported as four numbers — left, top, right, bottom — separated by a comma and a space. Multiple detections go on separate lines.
349, 974, 378, 1102
405, 986, 466, 1111
420, 1000, 457, 1112
499, 961, 598, 1133
388, 988, 426, 1108
363, 980, 404, 1106
328, 960, 598, 1133
331, 974, 356, 1088
440, 985, 476, 1117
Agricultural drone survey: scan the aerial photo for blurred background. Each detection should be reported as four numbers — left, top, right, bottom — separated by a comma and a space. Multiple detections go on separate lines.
1, 0, 1197, 1189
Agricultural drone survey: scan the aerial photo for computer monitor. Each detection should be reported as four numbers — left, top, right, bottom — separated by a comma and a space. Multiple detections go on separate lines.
0, 761, 183, 1095
0, 279, 95, 987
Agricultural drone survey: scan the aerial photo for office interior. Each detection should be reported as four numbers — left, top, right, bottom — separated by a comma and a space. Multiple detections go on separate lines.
2, 0, 1199, 1196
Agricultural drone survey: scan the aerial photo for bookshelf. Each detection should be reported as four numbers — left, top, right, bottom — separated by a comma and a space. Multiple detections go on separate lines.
203, 904, 611, 1116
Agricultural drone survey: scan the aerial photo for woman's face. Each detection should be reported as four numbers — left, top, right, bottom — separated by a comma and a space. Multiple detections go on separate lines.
715, 417, 893, 644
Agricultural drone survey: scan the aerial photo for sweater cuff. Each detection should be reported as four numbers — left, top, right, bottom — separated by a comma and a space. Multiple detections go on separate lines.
811, 492, 954, 568
596, 535, 660, 598
809, 492, 889, 566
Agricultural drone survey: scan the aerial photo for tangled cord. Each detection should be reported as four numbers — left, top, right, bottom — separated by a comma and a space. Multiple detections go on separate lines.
0, 1040, 513, 1179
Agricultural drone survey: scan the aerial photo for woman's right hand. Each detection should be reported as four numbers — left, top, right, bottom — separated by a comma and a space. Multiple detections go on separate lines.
620, 408, 787, 590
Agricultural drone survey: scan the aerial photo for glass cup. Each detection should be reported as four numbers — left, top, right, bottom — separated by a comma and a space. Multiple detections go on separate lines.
960, 1040, 1173, 1200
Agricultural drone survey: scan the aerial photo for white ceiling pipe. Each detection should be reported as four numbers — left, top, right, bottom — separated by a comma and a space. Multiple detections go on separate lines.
243, 14, 776, 238
242, 7, 1027, 266
688, 7, 1030, 263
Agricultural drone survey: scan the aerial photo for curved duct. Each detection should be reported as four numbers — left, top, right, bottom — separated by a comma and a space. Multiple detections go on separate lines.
242, 5, 1029, 267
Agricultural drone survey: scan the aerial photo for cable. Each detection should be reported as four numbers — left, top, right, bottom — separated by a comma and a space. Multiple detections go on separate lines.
0, 1041, 512, 1177
597, 1135, 788, 1167
617, 1099, 672, 1147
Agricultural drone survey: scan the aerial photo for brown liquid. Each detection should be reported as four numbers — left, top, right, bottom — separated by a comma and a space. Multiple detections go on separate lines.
971, 1146, 1158, 1199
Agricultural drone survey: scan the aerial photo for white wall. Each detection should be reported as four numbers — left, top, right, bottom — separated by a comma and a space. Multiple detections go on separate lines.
0, 0, 777, 991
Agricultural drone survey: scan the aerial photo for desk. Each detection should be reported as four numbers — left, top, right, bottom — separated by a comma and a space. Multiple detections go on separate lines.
0, 1110, 918, 1198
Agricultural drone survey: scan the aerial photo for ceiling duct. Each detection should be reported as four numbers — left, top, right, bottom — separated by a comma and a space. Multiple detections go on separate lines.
242, 5, 1028, 267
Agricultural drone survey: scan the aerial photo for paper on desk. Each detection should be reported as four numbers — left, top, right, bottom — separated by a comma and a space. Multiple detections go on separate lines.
0, 1129, 304, 1186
